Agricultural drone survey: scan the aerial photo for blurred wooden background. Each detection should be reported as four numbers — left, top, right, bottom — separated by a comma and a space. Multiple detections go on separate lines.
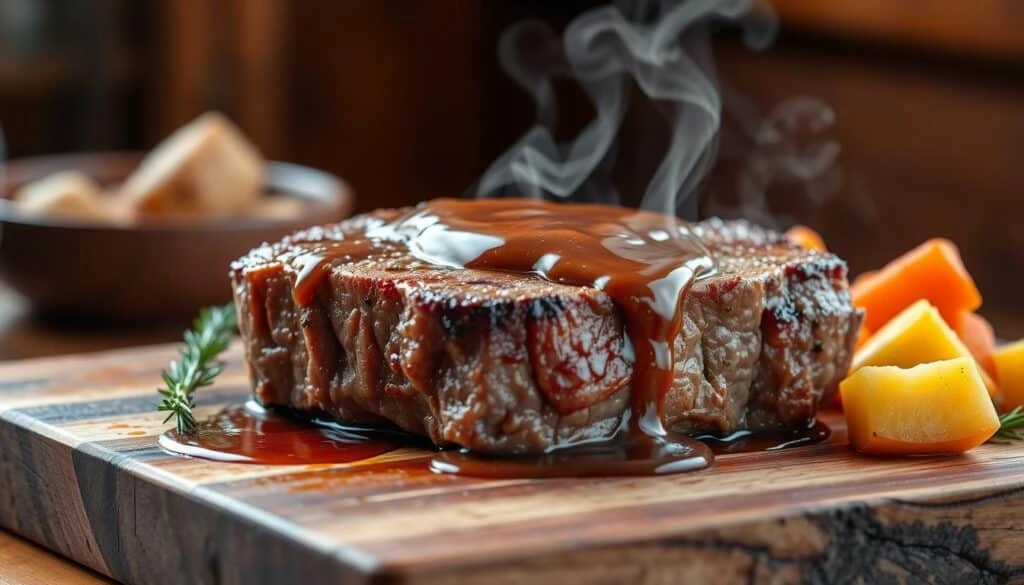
0, 0, 1021, 335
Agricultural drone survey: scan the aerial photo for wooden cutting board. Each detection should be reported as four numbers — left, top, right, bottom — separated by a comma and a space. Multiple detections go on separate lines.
2, 343, 1024, 585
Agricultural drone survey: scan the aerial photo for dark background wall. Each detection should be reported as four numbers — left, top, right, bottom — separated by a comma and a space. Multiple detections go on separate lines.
1, 0, 1021, 335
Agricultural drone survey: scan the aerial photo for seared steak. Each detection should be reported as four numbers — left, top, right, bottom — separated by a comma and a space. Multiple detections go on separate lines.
230, 207, 862, 454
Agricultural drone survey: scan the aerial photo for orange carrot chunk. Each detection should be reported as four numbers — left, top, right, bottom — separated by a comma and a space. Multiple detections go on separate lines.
785, 225, 827, 252
850, 270, 876, 290
854, 322, 871, 352
953, 312, 998, 381
851, 239, 981, 332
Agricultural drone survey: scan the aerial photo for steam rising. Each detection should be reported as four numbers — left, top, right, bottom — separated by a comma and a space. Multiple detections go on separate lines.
710, 94, 847, 228
476, 0, 777, 217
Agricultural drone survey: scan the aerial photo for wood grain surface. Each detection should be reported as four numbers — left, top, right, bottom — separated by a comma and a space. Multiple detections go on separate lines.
0, 531, 114, 585
2, 343, 1024, 584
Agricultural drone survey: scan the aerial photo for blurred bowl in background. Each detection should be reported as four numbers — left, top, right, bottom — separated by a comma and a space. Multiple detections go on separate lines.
0, 152, 353, 322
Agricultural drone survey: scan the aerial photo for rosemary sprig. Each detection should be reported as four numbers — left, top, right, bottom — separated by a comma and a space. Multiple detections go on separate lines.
987, 407, 1024, 444
157, 303, 238, 434
989, 406, 1024, 444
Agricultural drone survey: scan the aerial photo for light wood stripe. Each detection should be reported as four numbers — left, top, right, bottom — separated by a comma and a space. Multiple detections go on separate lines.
0, 530, 114, 585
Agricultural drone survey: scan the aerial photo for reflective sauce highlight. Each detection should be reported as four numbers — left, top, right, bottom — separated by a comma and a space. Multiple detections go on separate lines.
162, 199, 827, 476
159, 402, 830, 473
379, 199, 717, 443
298, 198, 717, 474
694, 420, 832, 455
158, 401, 400, 465
430, 433, 712, 478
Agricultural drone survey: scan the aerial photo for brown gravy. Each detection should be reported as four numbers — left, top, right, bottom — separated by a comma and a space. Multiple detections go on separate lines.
158, 401, 401, 465
291, 198, 716, 458
161, 199, 824, 477
384, 199, 715, 440
159, 403, 830, 474
694, 421, 832, 455
430, 431, 713, 478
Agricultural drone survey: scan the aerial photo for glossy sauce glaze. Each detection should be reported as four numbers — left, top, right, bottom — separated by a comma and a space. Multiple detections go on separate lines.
158, 402, 831, 472
290, 198, 718, 473
433, 421, 833, 478
164, 199, 825, 476
158, 401, 402, 465
379, 199, 717, 442
694, 420, 832, 455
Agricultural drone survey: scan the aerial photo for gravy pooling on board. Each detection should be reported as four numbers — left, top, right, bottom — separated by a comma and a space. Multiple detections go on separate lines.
159, 400, 400, 465
159, 401, 831, 473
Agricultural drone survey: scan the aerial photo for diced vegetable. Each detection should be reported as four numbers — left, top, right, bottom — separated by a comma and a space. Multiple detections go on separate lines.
855, 322, 871, 351
851, 300, 997, 395
994, 339, 1024, 410
851, 239, 981, 331
850, 270, 876, 290
785, 225, 827, 252
953, 312, 998, 381
840, 357, 999, 455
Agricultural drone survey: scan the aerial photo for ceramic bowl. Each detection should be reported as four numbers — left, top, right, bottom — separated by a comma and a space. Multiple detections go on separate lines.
0, 152, 353, 322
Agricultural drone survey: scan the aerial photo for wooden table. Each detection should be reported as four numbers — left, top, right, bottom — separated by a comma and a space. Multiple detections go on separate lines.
2, 286, 1023, 584
0, 531, 114, 585
0, 286, 181, 584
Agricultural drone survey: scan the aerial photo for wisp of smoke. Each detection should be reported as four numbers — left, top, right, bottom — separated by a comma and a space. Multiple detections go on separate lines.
708, 94, 846, 228
475, 0, 776, 218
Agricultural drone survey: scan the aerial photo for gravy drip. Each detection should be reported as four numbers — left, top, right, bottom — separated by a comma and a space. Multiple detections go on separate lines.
376, 199, 717, 439
158, 401, 400, 465
286, 198, 722, 475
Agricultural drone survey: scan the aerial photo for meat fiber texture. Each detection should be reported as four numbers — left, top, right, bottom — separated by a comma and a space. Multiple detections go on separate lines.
231, 210, 863, 455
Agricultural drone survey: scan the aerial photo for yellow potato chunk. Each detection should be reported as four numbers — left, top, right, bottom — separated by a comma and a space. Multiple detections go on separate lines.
120, 111, 263, 218
840, 357, 999, 455
851, 299, 997, 395
995, 339, 1024, 410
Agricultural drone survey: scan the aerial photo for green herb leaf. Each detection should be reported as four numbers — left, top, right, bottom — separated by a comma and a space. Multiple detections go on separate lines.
156, 303, 238, 434
990, 406, 1024, 444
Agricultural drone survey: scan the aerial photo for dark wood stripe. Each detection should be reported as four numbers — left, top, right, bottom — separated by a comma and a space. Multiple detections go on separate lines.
71, 444, 130, 581
68, 440, 374, 585
0, 418, 109, 575
0, 378, 47, 394
84, 438, 173, 463
362, 467, 1024, 572
0, 421, 58, 549
379, 495, 1024, 585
